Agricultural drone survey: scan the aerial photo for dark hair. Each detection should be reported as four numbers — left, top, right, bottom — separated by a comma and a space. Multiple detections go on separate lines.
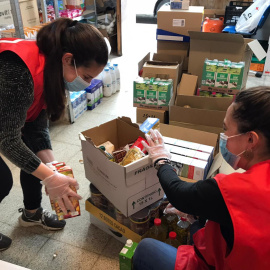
37, 18, 108, 121
233, 86, 270, 149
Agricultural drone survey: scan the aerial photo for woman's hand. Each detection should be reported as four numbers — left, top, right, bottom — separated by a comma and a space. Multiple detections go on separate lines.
42, 172, 82, 214
142, 129, 171, 163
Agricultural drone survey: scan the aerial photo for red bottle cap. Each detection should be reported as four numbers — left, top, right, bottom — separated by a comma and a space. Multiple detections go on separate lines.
169, 231, 177, 240
154, 218, 161, 226
180, 217, 187, 222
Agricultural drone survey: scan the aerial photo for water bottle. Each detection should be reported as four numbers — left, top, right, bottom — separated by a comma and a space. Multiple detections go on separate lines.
113, 63, 120, 92
103, 68, 112, 97
109, 66, 116, 94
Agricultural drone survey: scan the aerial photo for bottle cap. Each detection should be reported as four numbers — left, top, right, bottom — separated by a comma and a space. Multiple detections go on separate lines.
169, 231, 177, 240
126, 239, 133, 247
154, 218, 161, 226
104, 68, 109, 71
180, 217, 187, 222
113, 63, 118, 67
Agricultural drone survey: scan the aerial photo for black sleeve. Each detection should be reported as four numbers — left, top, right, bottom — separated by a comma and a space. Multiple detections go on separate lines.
157, 164, 231, 226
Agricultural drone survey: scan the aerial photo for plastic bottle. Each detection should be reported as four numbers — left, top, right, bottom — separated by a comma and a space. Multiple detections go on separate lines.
109, 66, 116, 94
148, 218, 167, 242
102, 68, 112, 97
113, 63, 120, 92
165, 231, 181, 248
175, 217, 190, 245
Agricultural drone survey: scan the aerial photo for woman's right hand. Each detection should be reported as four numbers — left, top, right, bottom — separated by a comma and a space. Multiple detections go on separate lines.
43, 172, 82, 214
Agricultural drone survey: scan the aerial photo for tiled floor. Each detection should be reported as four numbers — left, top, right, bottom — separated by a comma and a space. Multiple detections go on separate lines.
1, 0, 270, 268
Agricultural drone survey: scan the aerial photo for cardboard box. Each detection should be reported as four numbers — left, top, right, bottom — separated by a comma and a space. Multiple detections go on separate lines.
0, 0, 39, 27
170, 0, 190, 10
86, 200, 142, 244
80, 117, 164, 217
157, 41, 189, 71
188, 32, 265, 88
136, 108, 168, 124
177, 73, 198, 96
169, 95, 232, 134
157, 6, 204, 42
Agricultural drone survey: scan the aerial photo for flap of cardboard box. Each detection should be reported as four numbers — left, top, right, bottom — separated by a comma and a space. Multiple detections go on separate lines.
144, 61, 179, 67
160, 123, 218, 148
138, 52, 151, 73
177, 74, 198, 96
81, 117, 143, 149
175, 95, 232, 111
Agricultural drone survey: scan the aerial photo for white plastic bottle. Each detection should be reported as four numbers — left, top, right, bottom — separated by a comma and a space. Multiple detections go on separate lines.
109, 66, 116, 94
113, 63, 120, 92
103, 68, 112, 97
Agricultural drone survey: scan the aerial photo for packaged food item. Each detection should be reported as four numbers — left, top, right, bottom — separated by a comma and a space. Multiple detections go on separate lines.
165, 231, 181, 248
119, 240, 138, 270
90, 183, 109, 210
119, 147, 144, 166
147, 218, 167, 242
158, 80, 173, 106
129, 208, 150, 236
97, 141, 115, 154
139, 117, 160, 134
112, 149, 127, 163
228, 62, 244, 90
116, 208, 130, 228
133, 78, 146, 104
130, 137, 149, 154
53, 166, 81, 220
201, 59, 218, 87
215, 60, 231, 88
99, 146, 115, 161
146, 79, 158, 105
175, 217, 190, 245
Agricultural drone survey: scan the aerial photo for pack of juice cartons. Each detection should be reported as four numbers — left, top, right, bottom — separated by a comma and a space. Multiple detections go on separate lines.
46, 162, 81, 220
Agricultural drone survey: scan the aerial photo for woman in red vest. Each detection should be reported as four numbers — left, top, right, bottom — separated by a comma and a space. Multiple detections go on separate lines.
133, 87, 270, 270
0, 18, 107, 251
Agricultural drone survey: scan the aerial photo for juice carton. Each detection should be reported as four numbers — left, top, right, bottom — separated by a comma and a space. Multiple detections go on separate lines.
157, 80, 173, 106
146, 78, 158, 105
215, 60, 231, 88
228, 62, 244, 90
201, 59, 218, 87
119, 240, 138, 270
133, 78, 146, 104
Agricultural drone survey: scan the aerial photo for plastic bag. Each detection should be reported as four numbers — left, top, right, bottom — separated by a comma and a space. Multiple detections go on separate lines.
235, 0, 270, 33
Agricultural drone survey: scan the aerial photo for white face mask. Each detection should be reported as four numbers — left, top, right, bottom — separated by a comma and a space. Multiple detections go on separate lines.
64, 60, 90, 92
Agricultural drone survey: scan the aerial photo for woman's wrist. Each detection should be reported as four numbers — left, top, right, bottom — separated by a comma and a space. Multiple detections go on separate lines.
32, 162, 55, 181
154, 158, 171, 170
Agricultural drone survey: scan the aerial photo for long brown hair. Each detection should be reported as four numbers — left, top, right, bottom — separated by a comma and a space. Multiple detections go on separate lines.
233, 86, 270, 150
37, 18, 108, 121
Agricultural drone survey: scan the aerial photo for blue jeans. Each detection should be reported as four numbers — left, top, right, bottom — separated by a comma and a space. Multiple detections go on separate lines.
133, 238, 177, 270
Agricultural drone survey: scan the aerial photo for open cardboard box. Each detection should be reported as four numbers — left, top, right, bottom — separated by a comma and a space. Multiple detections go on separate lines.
136, 107, 168, 124
188, 31, 266, 89
80, 117, 164, 217
169, 95, 233, 134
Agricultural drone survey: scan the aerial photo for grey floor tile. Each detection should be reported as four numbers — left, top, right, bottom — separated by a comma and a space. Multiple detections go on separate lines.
0, 223, 49, 268
102, 237, 125, 260
26, 238, 99, 270
50, 141, 81, 163
50, 206, 111, 254
92, 256, 120, 270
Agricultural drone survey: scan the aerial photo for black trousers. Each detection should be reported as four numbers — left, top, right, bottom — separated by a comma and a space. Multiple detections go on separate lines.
0, 156, 42, 210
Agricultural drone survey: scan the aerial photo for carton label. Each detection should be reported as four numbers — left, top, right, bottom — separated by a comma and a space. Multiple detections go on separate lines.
146, 90, 157, 105
173, 19, 185, 27
128, 183, 164, 215
134, 89, 146, 104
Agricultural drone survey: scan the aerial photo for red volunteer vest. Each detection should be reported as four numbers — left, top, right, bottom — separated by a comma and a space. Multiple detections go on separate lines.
0, 38, 46, 122
175, 160, 270, 270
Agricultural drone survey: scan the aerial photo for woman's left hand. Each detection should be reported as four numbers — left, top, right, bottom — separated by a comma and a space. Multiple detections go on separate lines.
142, 129, 171, 163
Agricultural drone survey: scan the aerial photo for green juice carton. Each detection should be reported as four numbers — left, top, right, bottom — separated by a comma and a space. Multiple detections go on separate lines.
146, 78, 158, 105
215, 60, 231, 88
228, 62, 245, 90
119, 239, 138, 270
157, 80, 173, 106
133, 78, 146, 104
201, 59, 218, 87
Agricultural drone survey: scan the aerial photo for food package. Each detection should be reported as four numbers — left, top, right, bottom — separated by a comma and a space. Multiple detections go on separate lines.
130, 137, 149, 154
139, 118, 160, 135
97, 141, 115, 154
119, 147, 144, 166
